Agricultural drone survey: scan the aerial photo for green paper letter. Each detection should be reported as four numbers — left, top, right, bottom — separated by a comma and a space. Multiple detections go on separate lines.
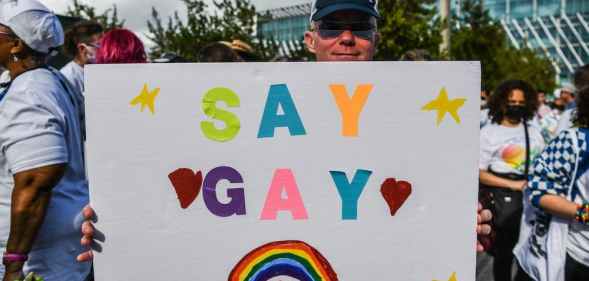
201, 87, 241, 142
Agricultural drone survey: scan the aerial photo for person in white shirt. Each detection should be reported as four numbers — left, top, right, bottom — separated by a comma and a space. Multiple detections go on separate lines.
60, 20, 103, 95
0, 1, 89, 280
479, 80, 545, 281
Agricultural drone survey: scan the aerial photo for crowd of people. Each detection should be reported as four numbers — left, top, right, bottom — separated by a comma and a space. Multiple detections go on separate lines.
478, 66, 589, 281
0, 0, 585, 280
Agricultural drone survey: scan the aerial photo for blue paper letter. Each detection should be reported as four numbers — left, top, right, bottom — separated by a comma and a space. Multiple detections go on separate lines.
329, 169, 372, 220
258, 84, 307, 138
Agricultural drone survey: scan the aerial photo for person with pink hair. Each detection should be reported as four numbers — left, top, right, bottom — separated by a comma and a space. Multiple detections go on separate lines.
96, 28, 147, 64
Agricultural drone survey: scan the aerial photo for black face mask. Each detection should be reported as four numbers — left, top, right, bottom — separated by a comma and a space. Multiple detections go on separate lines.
505, 105, 526, 121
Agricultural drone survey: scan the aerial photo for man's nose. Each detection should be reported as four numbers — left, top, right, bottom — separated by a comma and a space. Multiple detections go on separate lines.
339, 30, 356, 46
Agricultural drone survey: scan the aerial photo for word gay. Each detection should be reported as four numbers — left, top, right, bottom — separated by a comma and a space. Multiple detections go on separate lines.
201, 84, 373, 142
168, 166, 412, 220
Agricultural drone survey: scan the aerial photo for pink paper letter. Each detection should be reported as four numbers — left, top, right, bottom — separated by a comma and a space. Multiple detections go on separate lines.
260, 169, 308, 220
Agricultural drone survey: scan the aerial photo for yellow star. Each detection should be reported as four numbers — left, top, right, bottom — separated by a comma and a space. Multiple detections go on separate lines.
422, 88, 466, 126
130, 84, 160, 114
433, 272, 458, 281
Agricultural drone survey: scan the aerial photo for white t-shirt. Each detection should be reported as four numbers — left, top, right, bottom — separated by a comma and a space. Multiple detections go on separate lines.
60, 60, 84, 95
568, 168, 589, 267
480, 123, 545, 175
0, 67, 90, 280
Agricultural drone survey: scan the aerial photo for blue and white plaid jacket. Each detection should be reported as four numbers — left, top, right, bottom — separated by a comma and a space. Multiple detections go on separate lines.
527, 128, 589, 208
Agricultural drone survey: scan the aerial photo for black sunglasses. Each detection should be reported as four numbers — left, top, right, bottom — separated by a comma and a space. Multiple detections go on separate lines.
316, 20, 376, 40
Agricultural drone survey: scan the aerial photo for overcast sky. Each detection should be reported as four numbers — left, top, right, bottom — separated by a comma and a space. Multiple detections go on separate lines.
38, 0, 311, 47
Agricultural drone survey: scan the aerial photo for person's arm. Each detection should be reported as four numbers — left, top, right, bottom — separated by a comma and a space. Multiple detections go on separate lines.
538, 195, 577, 220
527, 130, 579, 217
3, 164, 65, 280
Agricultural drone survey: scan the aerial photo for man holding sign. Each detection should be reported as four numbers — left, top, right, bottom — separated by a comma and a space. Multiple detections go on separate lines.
77, 0, 492, 277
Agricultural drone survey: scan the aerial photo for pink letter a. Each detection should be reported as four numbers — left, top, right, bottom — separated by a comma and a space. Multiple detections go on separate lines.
260, 169, 308, 220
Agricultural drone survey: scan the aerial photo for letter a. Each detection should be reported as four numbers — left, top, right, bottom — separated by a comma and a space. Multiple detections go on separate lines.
258, 84, 307, 138
260, 169, 308, 220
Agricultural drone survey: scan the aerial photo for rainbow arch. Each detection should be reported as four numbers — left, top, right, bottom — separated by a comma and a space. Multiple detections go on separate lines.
228, 240, 338, 281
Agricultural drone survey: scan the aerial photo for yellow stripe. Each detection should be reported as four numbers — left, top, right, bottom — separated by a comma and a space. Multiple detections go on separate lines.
238, 248, 325, 281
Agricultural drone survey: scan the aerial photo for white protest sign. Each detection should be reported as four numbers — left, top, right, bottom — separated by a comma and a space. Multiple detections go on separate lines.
85, 62, 480, 281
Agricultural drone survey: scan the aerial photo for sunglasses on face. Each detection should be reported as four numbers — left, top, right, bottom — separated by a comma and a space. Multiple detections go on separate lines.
316, 20, 376, 40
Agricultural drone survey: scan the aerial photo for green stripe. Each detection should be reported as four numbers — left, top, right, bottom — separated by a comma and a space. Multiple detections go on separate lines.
244, 252, 322, 281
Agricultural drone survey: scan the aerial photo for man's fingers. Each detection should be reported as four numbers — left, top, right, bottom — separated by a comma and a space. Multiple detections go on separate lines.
477, 224, 492, 235
77, 250, 93, 262
83, 205, 97, 223
476, 241, 484, 252
480, 209, 492, 223
81, 221, 94, 236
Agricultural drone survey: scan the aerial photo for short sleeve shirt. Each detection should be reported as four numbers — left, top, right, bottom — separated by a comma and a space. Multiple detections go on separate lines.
60, 60, 84, 95
0, 67, 90, 280
480, 123, 546, 175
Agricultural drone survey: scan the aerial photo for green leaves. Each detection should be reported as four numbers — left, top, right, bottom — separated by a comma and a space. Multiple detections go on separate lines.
375, 0, 442, 60
450, 0, 556, 92
66, 0, 124, 30
146, 0, 262, 61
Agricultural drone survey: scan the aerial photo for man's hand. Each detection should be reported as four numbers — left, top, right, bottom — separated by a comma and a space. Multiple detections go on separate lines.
476, 202, 493, 252
77, 205, 104, 262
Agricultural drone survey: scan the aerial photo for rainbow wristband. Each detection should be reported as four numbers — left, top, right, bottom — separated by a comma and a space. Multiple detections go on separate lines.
2, 252, 28, 264
576, 204, 589, 225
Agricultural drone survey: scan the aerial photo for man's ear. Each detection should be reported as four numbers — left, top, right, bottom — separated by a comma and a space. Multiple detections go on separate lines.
10, 38, 25, 56
77, 43, 86, 57
304, 31, 316, 54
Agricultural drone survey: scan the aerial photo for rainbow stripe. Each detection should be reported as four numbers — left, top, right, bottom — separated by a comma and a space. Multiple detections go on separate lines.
229, 240, 338, 281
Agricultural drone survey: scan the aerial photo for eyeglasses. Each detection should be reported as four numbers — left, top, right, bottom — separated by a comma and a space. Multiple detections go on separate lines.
83, 42, 101, 49
316, 20, 376, 40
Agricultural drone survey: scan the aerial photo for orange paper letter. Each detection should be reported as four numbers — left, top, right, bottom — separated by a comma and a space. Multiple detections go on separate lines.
330, 84, 373, 137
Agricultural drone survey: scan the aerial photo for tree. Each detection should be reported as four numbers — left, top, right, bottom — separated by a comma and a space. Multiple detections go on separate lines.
451, 0, 556, 92
375, 0, 442, 60
147, 0, 269, 61
65, 0, 124, 29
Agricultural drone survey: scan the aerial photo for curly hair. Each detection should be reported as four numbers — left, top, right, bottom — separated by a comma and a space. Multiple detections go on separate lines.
574, 87, 589, 128
63, 21, 103, 57
96, 29, 147, 64
487, 80, 538, 124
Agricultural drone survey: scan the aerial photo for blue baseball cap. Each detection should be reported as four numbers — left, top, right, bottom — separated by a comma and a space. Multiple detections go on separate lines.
311, 0, 380, 21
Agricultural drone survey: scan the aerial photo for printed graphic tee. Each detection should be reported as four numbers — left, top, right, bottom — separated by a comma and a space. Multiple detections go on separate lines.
480, 123, 545, 175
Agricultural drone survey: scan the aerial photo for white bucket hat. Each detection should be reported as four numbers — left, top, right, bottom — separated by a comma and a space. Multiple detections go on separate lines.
0, 0, 64, 54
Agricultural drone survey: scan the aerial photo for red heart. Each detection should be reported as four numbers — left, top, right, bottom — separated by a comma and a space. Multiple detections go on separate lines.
380, 178, 412, 216
168, 168, 203, 209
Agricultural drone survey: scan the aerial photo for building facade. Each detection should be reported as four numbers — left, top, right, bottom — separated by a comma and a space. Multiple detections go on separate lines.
461, 0, 589, 81
257, 3, 312, 42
